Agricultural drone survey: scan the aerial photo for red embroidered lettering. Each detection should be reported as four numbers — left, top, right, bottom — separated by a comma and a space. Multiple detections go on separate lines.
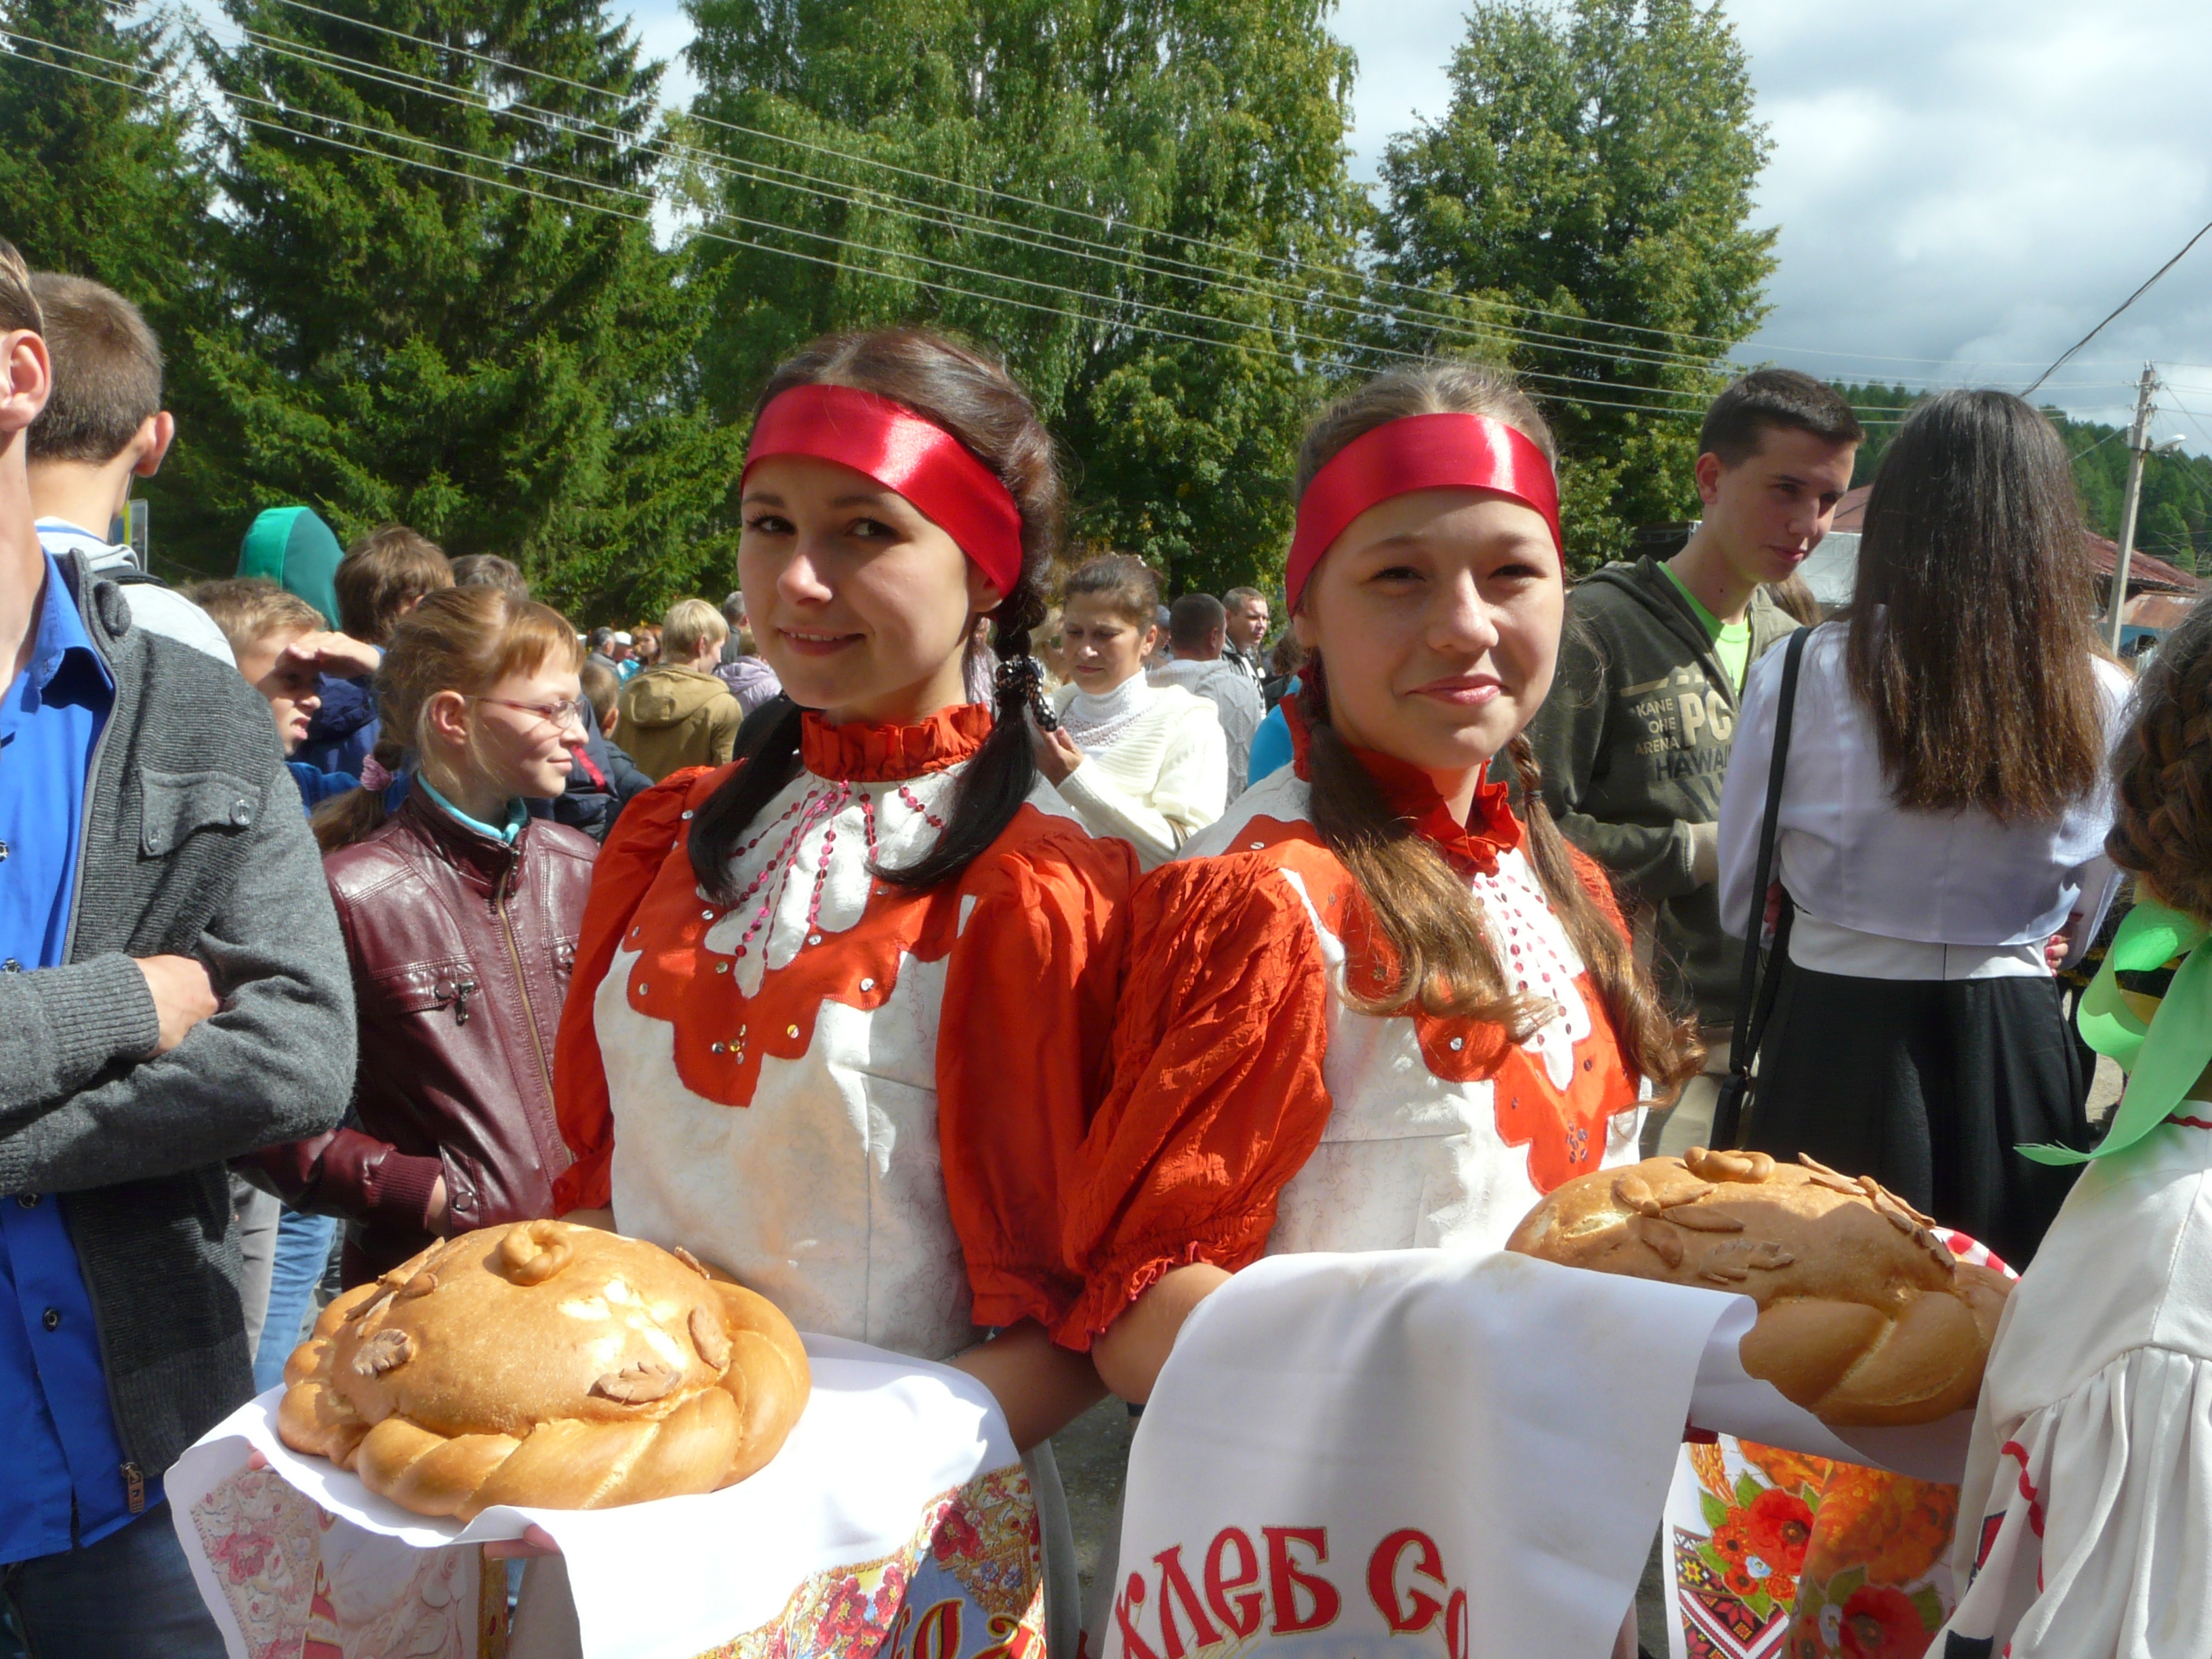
912, 1599, 962, 1659
1264, 1526, 1340, 1635
976, 1613, 1039, 1659
1205, 1528, 1264, 1637
1444, 1589, 1469, 1659
1150, 1546, 1223, 1658
1115, 1571, 1164, 1659
1367, 1528, 1447, 1635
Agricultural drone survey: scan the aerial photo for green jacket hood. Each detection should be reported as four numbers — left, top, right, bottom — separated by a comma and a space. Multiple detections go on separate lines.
1523, 554, 1800, 1028
238, 506, 344, 630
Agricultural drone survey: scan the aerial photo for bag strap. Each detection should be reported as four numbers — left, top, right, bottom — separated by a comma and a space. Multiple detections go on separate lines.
1710, 626, 1809, 1147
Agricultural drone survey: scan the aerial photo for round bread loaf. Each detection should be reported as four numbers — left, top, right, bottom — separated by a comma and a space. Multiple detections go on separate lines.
1506, 1147, 2010, 1427
277, 1221, 810, 1519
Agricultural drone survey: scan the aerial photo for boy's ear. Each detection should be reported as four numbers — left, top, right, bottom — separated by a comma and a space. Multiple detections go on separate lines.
131, 411, 176, 478
0, 329, 52, 439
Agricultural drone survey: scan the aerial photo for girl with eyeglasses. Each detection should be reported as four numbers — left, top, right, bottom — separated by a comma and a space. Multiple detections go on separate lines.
243, 585, 598, 1291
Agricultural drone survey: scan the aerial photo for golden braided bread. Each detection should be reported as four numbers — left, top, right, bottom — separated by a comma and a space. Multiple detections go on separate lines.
1507, 1148, 2011, 1427
278, 1221, 809, 1519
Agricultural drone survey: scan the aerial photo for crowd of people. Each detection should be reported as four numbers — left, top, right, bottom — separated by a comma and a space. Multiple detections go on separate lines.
1, 230, 2205, 1659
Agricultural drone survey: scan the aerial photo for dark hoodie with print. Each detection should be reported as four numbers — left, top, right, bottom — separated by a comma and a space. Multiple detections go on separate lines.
1525, 555, 1799, 1029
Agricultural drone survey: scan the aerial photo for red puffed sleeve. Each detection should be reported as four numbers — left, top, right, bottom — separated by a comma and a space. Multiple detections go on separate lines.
552, 766, 730, 1212
937, 818, 1138, 1338
1054, 855, 1334, 1349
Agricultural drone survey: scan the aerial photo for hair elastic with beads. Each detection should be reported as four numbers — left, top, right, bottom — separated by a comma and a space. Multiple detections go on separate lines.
994, 652, 1057, 731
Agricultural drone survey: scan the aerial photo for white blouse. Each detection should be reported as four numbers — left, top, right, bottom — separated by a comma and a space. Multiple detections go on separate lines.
1048, 676, 1227, 869
1717, 624, 2129, 974
1938, 1115, 2212, 1656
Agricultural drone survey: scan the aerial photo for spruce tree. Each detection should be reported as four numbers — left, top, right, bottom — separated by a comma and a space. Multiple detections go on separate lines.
0, 0, 207, 314
188, 0, 740, 615
0, 0, 219, 573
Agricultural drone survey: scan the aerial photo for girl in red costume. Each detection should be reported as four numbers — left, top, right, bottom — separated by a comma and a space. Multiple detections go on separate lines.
550, 331, 1135, 1646
1060, 361, 1702, 1397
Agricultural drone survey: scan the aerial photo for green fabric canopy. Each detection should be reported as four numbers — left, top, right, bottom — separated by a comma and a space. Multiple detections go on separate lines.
237, 506, 344, 630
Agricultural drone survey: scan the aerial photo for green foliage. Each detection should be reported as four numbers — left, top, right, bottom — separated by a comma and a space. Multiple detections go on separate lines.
178, 0, 740, 619
1840, 382, 2212, 573
680, 0, 1370, 594
0, 0, 208, 320
1375, 0, 1774, 573
0, 0, 218, 572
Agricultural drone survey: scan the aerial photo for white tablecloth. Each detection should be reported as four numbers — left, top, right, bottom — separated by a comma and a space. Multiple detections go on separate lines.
170, 1334, 1044, 1659
1101, 1250, 1973, 1659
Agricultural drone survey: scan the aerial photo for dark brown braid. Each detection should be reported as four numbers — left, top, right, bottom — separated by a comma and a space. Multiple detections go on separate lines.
2107, 601, 2212, 920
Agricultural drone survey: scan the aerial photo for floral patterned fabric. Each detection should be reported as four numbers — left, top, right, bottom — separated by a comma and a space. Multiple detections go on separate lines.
1664, 1232, 2015, 1659
1667, 1439, 1957, 1659
703, 1463, 1044, 1659
188, 1465, 485, 1659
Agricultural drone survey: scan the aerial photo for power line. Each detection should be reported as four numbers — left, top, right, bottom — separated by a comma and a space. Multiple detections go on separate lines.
203, 0, 2212, 390
9, 28, 1422, 373
255, 0, 1978, 377
0, 30, 1989, 430
16, 25, 1832, 422
230, 20, 1784, 390
2023, 218, 2212, 397
207, 20, 1963, 424
2158, 390, 2212, 453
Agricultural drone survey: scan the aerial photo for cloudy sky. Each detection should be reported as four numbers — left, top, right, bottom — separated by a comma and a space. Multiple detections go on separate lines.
544, 0, 2212, 445
1333, 0, 2212, 441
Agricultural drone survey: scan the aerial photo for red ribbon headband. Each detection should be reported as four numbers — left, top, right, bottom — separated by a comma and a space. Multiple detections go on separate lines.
741, 383, 1025, 594
1286, 412, 1564, 611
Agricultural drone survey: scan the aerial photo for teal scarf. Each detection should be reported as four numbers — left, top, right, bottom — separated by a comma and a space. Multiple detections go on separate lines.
2022, 898, 2212, 1166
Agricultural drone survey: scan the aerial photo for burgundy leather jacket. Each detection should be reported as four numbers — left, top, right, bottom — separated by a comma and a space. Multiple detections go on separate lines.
248, 785, 596, 1284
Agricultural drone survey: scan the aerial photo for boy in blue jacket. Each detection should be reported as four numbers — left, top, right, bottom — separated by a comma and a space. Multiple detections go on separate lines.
188, 578, 377, 813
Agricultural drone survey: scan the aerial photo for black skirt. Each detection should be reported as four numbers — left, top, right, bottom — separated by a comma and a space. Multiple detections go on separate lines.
1745, 955, 2091, 1267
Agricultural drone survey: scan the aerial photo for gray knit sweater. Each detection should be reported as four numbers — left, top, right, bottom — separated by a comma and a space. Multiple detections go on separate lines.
0, 552, 354, 1479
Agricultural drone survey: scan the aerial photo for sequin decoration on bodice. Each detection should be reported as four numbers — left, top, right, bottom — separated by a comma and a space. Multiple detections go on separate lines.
619, 710, 990, 1107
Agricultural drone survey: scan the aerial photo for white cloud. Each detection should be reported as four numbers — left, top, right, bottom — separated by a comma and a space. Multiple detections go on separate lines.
1332, 0, 2212, 440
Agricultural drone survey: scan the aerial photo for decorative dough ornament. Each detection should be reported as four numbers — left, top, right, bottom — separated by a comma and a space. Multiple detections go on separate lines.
1507, 1147, 2010, 1426
278, 1221, 810, 1519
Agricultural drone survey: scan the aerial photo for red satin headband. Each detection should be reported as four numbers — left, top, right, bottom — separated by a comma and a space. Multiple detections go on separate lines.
741, 383, 1025, 594
1286, 412, 1564, 612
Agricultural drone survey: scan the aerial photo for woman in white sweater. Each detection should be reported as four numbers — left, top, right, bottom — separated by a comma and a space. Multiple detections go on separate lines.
1034, 555, 1226, 867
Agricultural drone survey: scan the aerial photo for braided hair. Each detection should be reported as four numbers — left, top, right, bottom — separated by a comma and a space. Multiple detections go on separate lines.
2107, 601, 2212, 920
689, 330, 1063, 899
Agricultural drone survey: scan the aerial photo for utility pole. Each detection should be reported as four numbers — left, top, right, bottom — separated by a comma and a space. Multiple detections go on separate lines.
2108, 363, 2159, 655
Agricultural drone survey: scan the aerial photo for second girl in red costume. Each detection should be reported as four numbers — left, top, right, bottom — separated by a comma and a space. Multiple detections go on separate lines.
1059, 361, 1703, 1398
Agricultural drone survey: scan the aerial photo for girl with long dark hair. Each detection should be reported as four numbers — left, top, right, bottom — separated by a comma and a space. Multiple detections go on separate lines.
1057, 360, 1701, 1397
550, 329, 1136, 1644
1715, 390, 2129, 1265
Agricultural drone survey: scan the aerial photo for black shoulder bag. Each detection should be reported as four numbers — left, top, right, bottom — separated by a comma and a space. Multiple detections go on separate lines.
1708, 626, 1809, 1151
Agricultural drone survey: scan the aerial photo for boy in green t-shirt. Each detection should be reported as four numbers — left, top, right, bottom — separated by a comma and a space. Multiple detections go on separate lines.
1525, 369, 1860, 1149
